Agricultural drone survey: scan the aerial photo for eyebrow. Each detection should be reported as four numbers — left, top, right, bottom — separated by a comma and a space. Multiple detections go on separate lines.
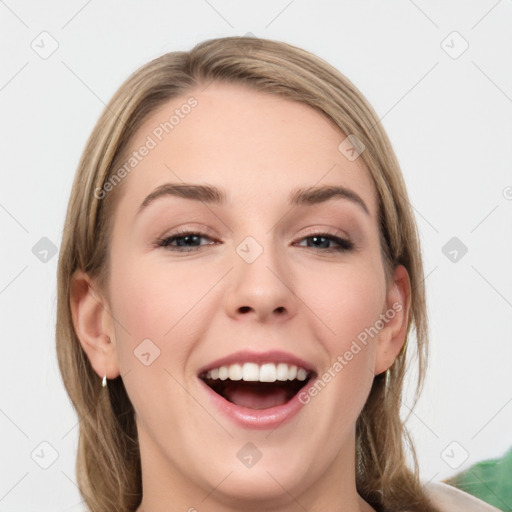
137, 183, 370, 216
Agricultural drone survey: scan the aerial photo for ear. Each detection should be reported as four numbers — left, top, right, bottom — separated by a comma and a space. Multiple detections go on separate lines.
69, 269, 120, 381
374, 264, 411, 375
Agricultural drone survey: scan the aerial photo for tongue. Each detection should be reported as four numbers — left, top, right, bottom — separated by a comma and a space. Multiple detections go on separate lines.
223, 382, 291, 410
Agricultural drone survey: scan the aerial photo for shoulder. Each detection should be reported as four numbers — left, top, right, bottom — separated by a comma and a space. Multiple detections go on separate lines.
423, 481, 502, 511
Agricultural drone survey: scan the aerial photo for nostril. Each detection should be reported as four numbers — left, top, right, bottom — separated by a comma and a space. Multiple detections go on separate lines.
239, 306, 251, 313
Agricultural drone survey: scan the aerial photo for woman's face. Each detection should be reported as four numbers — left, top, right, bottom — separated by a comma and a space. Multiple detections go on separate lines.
81, 82, 408, 510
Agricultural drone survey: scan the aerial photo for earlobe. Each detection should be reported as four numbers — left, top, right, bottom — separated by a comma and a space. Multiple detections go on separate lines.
69, 270, 120, 380
374, 264, 411, 376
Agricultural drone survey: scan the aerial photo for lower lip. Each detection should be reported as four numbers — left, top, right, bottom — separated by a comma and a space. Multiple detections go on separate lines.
198, 378, 314, 430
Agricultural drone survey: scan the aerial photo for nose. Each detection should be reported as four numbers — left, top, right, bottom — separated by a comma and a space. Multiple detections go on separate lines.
224, 235, 299, 323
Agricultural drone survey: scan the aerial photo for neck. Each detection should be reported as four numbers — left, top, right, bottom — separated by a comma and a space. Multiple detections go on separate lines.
134, 423, 374, 512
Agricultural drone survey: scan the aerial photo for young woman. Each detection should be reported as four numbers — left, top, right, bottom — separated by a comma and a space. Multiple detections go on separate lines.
56, 36, 499, 512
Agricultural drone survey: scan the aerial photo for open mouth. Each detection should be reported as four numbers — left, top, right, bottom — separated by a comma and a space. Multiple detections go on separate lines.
199, 363, 316, 410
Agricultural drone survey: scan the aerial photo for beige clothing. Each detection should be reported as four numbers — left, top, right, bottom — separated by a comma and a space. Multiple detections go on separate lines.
424, 481, 502, 511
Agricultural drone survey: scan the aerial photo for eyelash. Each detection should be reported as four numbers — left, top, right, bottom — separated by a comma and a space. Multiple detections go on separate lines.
155, 228, 354, 253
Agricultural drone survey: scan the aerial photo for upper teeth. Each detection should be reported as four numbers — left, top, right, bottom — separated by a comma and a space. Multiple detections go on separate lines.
204, 362, 309, 382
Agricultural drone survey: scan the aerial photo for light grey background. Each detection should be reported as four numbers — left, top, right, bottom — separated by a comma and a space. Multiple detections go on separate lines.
1, 1, 511, 511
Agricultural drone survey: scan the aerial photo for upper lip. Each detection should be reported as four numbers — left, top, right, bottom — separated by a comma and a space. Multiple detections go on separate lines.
197, 350, 317, 376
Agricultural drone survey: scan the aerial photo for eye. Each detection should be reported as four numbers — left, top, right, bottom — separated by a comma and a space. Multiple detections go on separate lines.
156, 229, 218, 252
155, 229, 354, 253
294, 232, 354, 252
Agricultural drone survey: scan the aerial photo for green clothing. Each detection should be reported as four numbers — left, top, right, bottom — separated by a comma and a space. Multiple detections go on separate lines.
445, 447, 512, 511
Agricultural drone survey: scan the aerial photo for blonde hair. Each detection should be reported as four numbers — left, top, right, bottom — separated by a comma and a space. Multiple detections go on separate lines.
56, 36, 437, 511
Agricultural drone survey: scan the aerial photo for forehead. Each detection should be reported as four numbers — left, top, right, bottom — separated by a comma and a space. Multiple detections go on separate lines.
116, 81, 378, 218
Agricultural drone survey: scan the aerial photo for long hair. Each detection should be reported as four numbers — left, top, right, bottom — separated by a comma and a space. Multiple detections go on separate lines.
56, 36, 437, 511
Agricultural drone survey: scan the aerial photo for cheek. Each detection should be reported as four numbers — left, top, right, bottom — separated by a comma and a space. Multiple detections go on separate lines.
299, 260, 386, 348
107, 249, 219, 371
300, 267, 383, 442
107, 255, 205, 425
296, 258, 384, 409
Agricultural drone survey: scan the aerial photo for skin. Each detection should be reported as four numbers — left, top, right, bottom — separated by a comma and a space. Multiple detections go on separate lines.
70, 82, 411, 512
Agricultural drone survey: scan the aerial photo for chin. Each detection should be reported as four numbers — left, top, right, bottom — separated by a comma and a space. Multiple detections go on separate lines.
204, 468, 306, 507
